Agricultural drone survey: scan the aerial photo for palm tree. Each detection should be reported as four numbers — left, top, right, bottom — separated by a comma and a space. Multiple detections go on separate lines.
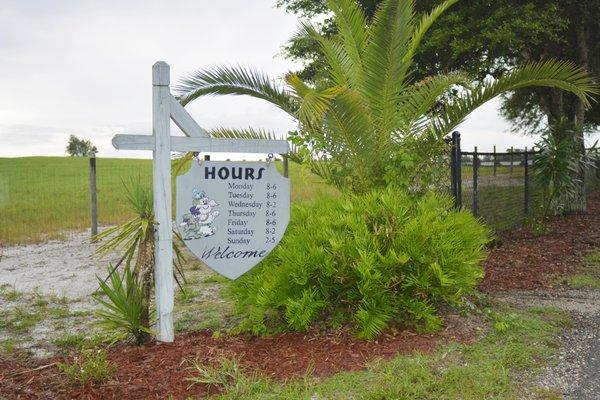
175, 0, 597, 193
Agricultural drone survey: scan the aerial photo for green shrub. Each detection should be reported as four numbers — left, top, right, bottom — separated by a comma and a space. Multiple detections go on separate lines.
228, 187, 490, 339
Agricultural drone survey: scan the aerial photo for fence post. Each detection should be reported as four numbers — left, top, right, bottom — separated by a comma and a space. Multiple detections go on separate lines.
493, 145, 497, 176
89, 156, 98, 238
282, 156, 289, 178
473, 146, 478, 217
450, 131, 462, 209
524, 147, 530, 216
510, 146, 514, 176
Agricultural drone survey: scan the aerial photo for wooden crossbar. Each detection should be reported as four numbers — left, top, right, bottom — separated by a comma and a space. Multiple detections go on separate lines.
112, 134, 289, 154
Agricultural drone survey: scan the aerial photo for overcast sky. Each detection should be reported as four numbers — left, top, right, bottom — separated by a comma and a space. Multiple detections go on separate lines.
1, 0, 594, 159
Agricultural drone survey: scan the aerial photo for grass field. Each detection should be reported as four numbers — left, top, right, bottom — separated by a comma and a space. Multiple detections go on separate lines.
0, 157, 338, 246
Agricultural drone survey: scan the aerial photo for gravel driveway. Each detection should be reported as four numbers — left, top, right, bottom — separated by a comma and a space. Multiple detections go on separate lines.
496, 289, 600, 399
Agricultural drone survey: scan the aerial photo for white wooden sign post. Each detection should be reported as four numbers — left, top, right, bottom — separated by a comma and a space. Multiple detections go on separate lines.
112, 62, 289, 342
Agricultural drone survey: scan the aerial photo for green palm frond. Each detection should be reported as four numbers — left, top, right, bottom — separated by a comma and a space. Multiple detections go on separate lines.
405, 0, 458, 63
295, 22, 351, 86
207, 127, 301, 163
399, 71, 472, 122
361, 0, 414, 132
327, 0, 368, 84
287, 73, 344, 127
433, 60, 599, 137
323, 88, 375, 158
175, 65, 296, 113
207, 126, 282, 140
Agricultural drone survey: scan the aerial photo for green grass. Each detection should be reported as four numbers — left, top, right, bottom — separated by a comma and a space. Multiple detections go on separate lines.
180, 306, 568, 400
0, 156, 337, 245
565, 248, 600, 289
566, 274, 600, 289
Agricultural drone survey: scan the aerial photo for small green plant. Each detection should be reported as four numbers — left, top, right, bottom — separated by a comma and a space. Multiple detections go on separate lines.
52, 333, 88, 350
186, 356, 267, 396
529, 217, 552, 236
534, 119, 598, 223
0, 284, 23, 301
58, 349, 115, 385
94, 262, 153, 345
228, 187, 490, 339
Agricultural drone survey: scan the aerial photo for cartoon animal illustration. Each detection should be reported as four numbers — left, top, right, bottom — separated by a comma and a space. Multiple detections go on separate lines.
180, 189, 219, 240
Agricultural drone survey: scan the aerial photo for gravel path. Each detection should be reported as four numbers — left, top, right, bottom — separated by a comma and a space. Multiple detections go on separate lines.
0, 230, 119, 300
496, 289, 600, 399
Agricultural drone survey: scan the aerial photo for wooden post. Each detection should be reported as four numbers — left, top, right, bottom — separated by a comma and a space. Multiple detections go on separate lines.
472, 146, 478, 217
152, 61, 174, 342
493, 145, 497, 176
510, 146, 514, 176
282, 156, 289, 178
89, 156, 98, 238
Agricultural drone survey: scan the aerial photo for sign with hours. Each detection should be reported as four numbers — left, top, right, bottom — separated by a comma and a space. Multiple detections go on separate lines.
176, 160, 290, 279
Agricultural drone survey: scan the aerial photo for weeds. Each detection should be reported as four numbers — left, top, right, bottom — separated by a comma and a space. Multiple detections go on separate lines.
58, 349, 115, 385
0, 284, 23, 301
186, 357, 268, 397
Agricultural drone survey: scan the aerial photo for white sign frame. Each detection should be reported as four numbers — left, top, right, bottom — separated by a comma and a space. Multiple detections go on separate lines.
111, 62, 289, 342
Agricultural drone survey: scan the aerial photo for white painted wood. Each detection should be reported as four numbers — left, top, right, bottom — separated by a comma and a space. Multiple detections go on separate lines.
113, 134, 289, 154
152, 61, 174, 343
153, 62, 170, 86
112, 134, 154, 150
169, 95, 209, 138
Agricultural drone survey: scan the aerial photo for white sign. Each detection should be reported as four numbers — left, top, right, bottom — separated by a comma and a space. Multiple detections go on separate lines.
177, 161, 290, 279
111, 62, 290, 342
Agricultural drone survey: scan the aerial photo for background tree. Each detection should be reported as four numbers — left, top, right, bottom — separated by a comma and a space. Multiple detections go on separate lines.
66, 134, 97, 157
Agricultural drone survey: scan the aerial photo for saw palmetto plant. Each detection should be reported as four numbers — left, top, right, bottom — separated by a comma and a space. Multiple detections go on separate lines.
175, 0, 597, 193
94, 180, 186, 344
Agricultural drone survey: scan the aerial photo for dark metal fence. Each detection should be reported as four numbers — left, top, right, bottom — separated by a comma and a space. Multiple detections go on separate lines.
449, 131, 600, 232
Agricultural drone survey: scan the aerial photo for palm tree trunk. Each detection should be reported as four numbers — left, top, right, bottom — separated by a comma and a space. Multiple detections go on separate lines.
135, 228, 155, 344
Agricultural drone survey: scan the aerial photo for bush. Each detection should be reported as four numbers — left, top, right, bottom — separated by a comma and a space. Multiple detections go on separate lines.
228, 187, 491, 339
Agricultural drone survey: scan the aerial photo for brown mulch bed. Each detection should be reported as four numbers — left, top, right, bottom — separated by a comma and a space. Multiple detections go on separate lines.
2, 192, 599, 399
0, 316, 476, 400
480, 192, 600, 292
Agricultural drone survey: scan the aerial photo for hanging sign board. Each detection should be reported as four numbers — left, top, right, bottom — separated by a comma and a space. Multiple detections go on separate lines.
176, 160, 290, 279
